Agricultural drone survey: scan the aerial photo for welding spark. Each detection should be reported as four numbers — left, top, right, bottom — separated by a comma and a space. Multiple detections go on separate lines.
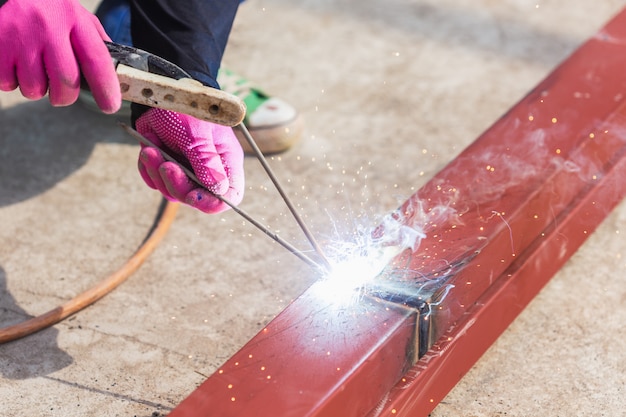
312, 213, 427, 307
312, 244, 404, 307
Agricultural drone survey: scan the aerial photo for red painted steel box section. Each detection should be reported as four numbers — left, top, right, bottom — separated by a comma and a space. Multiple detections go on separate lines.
171, 8, 626, 417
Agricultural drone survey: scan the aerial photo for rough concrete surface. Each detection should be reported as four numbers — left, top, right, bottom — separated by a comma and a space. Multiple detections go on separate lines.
1, 0, 625, 416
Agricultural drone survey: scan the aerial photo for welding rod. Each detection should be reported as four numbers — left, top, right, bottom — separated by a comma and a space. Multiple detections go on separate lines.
120, 123, 324, 272
234, 123, 332, 271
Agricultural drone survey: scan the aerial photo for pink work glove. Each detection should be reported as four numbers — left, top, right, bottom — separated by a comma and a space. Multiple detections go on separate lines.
136, 108, 245, 214
0, 0, 121, 113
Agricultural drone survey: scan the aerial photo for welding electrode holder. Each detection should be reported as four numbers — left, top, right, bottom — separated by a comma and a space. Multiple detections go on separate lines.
105, 39, 331, 272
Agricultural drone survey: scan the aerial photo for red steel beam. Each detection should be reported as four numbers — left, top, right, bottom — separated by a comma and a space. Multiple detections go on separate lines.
170, 291, 418, 416
377, 5, 626, 356
170, 8, 626, 417
370, 100, 626, 417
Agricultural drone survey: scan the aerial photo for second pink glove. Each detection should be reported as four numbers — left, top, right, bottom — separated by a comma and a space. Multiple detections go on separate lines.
0, 0, 121, 113
136, 108, 245, 214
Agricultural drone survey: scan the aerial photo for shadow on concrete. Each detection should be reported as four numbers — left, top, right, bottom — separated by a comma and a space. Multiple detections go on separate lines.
0, 99, 132, 207
0, 266, 74, 379
0, 100, 133, 378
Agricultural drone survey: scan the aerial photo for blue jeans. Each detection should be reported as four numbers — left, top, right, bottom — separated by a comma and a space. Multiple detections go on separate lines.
97, 0, 240, 89
96, 0, 133, 45
96, 0, 245, 45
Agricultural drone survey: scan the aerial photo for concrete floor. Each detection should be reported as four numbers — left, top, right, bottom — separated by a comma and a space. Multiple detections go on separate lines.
1, 0, 625, 415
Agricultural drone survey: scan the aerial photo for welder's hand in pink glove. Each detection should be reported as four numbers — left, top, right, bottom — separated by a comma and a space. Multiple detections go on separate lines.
0, 0, 121, 113
136, 108, 245, 214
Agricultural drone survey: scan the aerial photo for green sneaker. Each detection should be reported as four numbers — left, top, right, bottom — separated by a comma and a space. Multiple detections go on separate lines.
218, 68, 303, 155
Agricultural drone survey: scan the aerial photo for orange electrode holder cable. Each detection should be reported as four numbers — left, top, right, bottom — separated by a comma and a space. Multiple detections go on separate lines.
0, 200, 179, 344
168, 7, 626, 417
